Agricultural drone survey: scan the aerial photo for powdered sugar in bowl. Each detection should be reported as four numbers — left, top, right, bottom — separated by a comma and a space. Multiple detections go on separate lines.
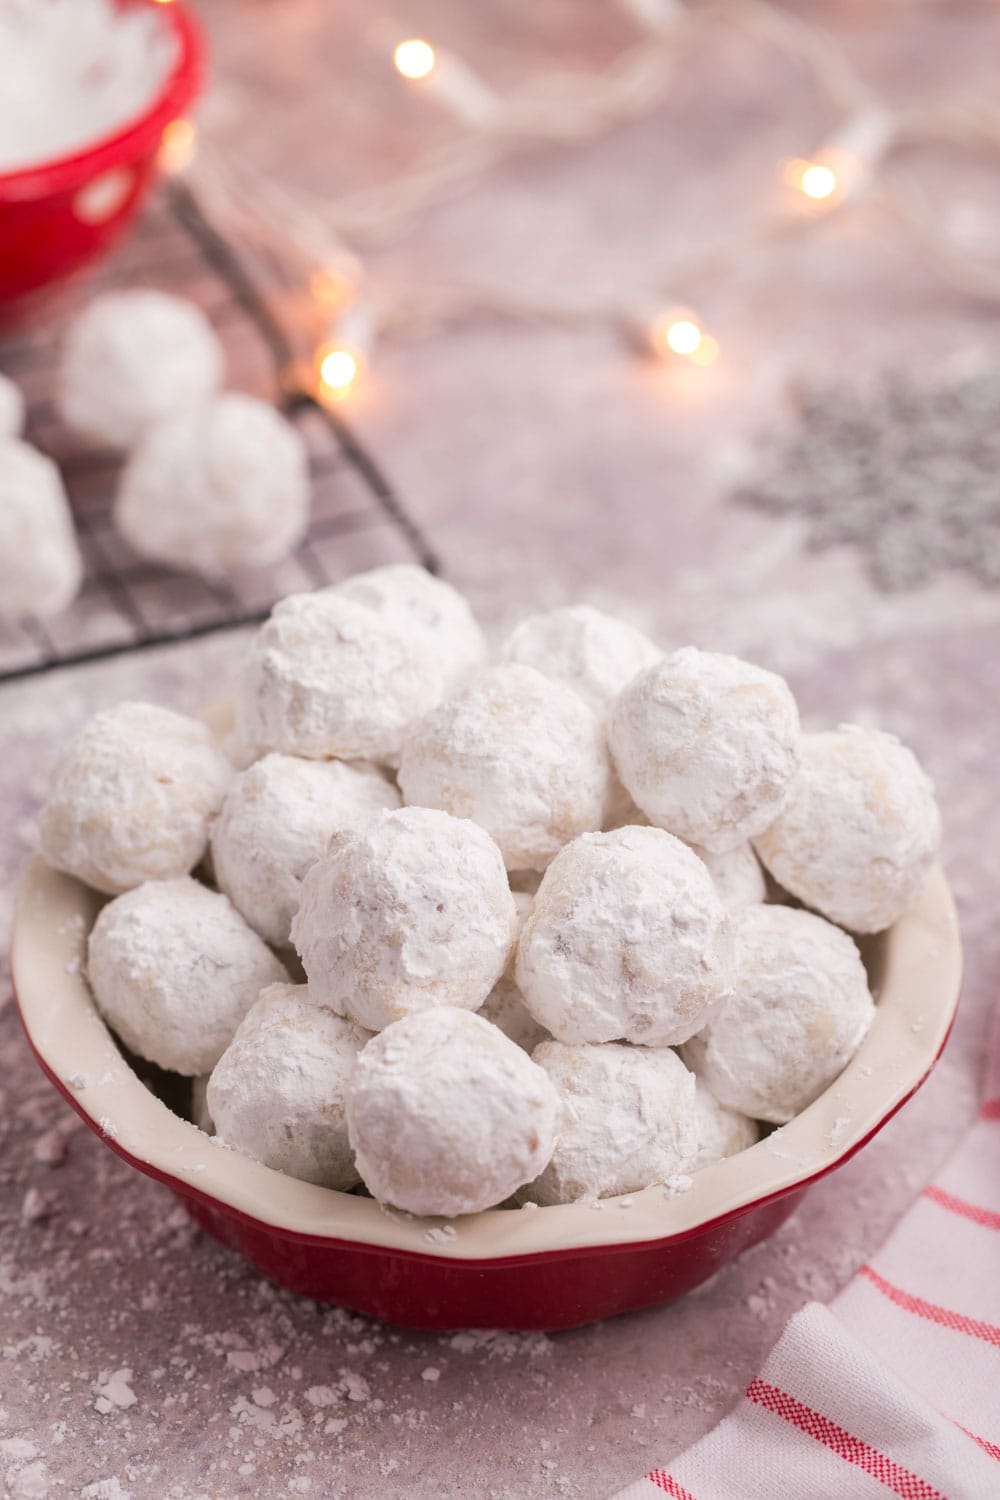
0, 0, 205, 321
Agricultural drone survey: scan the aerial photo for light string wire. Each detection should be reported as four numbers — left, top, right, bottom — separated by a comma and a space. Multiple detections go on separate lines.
163, 0, 1000, 398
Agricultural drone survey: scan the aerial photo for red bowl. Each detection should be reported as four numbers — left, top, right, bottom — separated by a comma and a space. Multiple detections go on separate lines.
0, 0, 205, 323
12, 855, 961, 1331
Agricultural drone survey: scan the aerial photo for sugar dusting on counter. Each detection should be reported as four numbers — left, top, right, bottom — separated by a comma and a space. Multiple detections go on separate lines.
0, 0, 176, 175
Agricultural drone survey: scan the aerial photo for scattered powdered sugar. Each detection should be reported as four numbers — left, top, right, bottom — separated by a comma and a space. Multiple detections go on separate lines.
0, 0, 177, 174
423, 1224, 458, 1244
19, 1188, 55, 1225
94, 1368, 137, 1415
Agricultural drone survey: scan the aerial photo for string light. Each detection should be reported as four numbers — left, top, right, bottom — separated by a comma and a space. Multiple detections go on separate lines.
184, 4, 1000, 404
647, 311, 718, 365
392, 39, 497, 126
158, 119, 197, 176
313, 303, 375, 404
316, 345, 364, 403
393, 38, 436, 80
786, 158, 838, 201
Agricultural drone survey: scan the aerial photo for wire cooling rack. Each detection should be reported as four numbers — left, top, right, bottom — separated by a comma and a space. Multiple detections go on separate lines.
0, 185, 439, 683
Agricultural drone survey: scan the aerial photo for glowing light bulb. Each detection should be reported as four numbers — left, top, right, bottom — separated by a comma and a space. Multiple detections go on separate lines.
319, 348, 359, 394
662, 318, 703, 356
800, 163, 837, 199
158, 119, 196, 174
644, 309, 718, 367
394, 39, 436, 80
785, 158, 838, 201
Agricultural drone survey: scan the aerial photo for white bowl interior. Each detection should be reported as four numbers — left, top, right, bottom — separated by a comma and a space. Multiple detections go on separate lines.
13, 854, 961, 1260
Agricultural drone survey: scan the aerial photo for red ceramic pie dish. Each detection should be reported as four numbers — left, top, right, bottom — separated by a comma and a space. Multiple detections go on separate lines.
12, 856, 961, 1331
0, 0, 204, 321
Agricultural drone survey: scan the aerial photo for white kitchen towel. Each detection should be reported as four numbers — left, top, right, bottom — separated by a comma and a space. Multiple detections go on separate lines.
613, 1025, 1000, 1500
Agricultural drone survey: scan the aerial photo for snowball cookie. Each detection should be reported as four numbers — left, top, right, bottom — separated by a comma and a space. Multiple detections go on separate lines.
58, 290, 223, 449
336, 565, 487, 702
346, 1007, 561, 1215
681, 904, 875, 1124
38, 701, 232, 895
610, 648, 800, 854
754, 726, 941, 934
234, 588, 451, 764
693, 842, 767, 914
693, 1079, 759, 1171
207, 982, 370, 1188
210, 754, 400, 947
0, 440, 82, 621
0, 372, 25, 439
87, 877, 289, 1075
501, 604, 661, 718
398, 664, 612, 872
516, 826, 733, 1047
292, 806, 517, 1030
115, 393, 310, 578
526, 1041, 698, 1205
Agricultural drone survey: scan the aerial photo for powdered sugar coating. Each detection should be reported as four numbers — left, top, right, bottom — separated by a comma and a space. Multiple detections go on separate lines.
207, 982, 370, 1188
610, 648, 801, 853
501, 605, 661, 717
58, 290, 223, 449
681, 904, 875, 1124
398, 664, 612, 872
87, 877, 288, 1075
38, 701, 232, 895
336, 566, 487, 705
692, 842, 767, 914
115, 394, 310, 578
210, 754, 400, 947
346, 1007, 561, 1215
525, 1041, 698, 1204
516, 825, 733, 1047
0, 373, 25, 439
0, 440, 82, 620
478, 891, 549, 1052
234, 589, 449, 764
292, 806, 517, 1030
692, 1078, 759, 1170
754, 725, 941, 933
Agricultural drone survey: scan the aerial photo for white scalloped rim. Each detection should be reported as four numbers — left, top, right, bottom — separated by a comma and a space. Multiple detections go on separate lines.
12, 853, 961, 1261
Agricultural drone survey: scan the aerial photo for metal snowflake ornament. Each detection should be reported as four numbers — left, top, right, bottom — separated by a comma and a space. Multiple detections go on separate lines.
736, 372, 1000, 591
